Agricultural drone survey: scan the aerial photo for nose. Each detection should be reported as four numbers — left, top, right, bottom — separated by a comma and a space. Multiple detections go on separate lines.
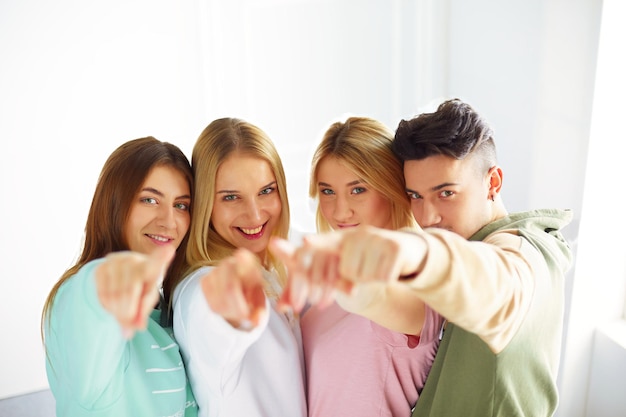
333, 195, 353, 223
156, 205, 176, 229
245, 198, 263, 222
415, 200, 441, 228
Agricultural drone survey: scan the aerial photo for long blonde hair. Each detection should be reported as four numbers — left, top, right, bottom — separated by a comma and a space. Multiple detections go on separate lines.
310, 116, 417, 232
175, 118, 291, 294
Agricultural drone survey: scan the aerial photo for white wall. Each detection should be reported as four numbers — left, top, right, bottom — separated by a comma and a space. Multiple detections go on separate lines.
192, 0, 442, 233
0, 0, 430, 399
0, 0, 208, 398
1, 1, 622, 415
563, 0, 626, 415
586, 322, 626, 417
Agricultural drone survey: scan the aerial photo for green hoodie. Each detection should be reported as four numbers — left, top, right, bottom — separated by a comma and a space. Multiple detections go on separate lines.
411, 209, 573, 417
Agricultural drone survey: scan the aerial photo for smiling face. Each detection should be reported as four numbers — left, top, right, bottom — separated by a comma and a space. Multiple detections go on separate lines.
124, 165, 191, 255
403, 154, 496, 239
317, 156, 393, 230
210, 153, 282, 259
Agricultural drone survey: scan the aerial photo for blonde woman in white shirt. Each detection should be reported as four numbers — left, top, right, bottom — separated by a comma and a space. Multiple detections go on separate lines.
171, 118, 306, 417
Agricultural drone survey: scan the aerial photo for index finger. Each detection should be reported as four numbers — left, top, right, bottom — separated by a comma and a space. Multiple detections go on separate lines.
132, 246, 176, 330
148, 245, 177, 287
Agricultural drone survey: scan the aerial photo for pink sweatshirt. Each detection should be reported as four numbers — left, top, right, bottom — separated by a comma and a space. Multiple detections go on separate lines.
302, 301, 444, 417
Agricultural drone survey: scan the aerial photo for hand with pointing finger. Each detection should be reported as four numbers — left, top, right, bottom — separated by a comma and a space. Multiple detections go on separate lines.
270, 233, 348, 313
270, 226, 427, 312
200, 248, 268, 330
95, 245, 175, 339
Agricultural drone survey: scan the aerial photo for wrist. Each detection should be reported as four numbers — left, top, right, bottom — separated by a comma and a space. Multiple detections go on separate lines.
398, 231, 428, 281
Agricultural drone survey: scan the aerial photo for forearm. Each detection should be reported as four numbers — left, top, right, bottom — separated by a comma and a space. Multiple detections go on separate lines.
403, 228, 534, 353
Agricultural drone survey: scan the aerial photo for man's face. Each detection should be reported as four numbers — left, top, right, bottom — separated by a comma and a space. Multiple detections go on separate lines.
403, 154, 493, 239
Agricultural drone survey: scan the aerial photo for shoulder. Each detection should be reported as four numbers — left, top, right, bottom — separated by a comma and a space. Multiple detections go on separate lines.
172, 267, 214, 338
52, 259, 107, 316
174, 266, 212, 296
57, 259, 104, 292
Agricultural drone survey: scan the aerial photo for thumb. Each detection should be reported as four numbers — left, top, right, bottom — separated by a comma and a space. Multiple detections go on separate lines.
268, 236, 297, 269
301, 231, 342, 252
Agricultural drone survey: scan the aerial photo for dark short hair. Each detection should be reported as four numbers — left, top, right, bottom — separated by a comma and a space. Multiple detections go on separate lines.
392, 98, 496, 167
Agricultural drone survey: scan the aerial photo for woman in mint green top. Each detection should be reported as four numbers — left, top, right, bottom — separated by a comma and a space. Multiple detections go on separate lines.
41, 137, 198, 417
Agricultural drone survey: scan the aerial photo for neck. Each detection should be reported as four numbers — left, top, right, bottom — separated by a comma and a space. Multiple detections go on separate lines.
491, 199, 508, 222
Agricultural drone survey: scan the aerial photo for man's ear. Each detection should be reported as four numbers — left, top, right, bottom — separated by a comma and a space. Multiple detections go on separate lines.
487, 165, 503, 198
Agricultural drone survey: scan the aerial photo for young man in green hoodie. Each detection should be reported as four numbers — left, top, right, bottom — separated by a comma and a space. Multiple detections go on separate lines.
271, 98, 573, 417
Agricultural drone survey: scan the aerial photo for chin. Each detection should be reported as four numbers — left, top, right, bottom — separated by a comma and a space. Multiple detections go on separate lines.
240, 238, 269, 254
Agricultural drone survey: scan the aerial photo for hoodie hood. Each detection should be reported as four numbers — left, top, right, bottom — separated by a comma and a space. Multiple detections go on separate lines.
471, 208, 574, 274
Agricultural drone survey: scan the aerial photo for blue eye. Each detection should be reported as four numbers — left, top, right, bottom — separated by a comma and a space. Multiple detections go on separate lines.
141, 197, 158, 204
260, 187, 275, 195
351, 187, 366, 195
320, 188, 335, 195
407, 192, 421, 200
223, 194, 237, 201
175, 202, 190, 211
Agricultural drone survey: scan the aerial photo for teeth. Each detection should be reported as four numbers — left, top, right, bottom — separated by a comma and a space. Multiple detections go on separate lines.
148, 234, 169, 242
241, 226, 262, 235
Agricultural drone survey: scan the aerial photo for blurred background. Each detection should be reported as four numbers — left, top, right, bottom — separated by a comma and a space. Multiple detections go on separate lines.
1, 0, 624, 416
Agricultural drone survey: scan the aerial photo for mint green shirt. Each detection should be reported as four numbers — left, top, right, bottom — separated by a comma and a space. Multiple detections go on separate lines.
45, 259, 198, 417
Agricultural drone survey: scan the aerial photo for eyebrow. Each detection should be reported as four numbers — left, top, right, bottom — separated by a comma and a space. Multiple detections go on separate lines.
217, 181, 277, 194
141, 187, 191, 200
318, 179, 362, 188
431, 182, 458, 191
406, 182, 459, 194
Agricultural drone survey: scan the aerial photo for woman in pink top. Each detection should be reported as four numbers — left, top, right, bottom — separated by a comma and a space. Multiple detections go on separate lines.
280, 117, 445, 416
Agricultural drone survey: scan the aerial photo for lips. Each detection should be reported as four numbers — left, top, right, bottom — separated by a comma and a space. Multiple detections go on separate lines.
240, 225, 263, 235
336, 223, 359, 229
146, 234, 172, 242
237, 222, 266, 239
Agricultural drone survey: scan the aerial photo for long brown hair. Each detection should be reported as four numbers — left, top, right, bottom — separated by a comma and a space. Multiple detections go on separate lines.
41, 137, 193, 340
